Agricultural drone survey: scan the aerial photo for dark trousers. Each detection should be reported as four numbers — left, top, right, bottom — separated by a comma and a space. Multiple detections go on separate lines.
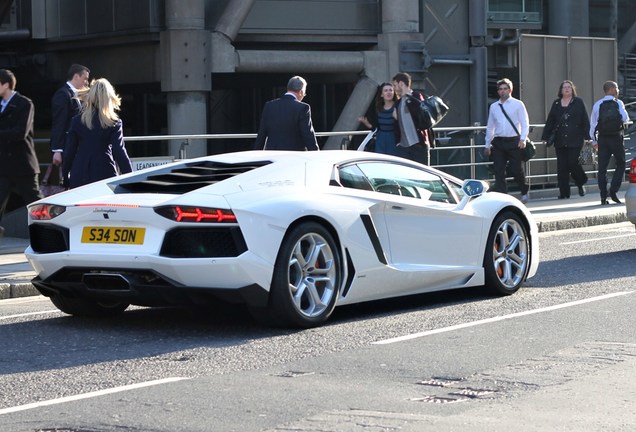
0, 174, 43, 219
596, 135, 625, 198
397, 143, 430, 165
555, 146, 588, 197
491, 137, 529, 195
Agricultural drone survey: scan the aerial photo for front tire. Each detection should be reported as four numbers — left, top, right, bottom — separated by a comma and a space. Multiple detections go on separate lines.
483, 211, 530, 295
50, 294, 129, 317
266, 222, 341, 328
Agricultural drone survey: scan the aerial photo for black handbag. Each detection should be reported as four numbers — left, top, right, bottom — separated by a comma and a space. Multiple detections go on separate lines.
417, 95, 450, 129
498, 104, 535, 162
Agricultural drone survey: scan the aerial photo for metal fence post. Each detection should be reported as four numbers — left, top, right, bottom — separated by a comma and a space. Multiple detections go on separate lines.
179, 139, 189, 159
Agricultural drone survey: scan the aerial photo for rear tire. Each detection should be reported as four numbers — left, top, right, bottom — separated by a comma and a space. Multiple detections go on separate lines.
483, 211, 530, 295
50, 294, 129, 317
265, 222, 341, 328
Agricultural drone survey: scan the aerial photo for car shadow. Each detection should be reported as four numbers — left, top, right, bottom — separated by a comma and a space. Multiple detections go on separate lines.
3, 248, 633, 376
0, 303, 296, 375
523, 248, 636, 289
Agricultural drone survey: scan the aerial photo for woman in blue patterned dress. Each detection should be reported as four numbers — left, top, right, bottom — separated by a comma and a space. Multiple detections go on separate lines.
358, 82, 399, 155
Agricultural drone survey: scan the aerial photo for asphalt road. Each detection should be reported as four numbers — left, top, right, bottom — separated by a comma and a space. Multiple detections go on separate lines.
0, 222, 635, 431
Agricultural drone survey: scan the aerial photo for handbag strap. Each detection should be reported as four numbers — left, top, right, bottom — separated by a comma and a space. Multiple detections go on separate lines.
42, 164, 63, 186
498, 103, 521, 137
41, 164, 54, 185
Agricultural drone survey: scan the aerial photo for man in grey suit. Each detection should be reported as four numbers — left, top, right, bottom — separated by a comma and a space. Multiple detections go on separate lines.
255, 76, 319, 151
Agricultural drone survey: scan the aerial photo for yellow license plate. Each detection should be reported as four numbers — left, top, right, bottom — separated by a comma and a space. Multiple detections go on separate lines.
81, 226, 146, 244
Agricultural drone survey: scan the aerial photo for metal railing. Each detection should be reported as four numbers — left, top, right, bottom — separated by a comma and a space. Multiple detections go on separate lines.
34, 123, 633, 191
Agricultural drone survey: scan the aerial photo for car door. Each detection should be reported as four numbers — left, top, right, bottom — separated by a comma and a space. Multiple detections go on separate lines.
355, 162, 485, 269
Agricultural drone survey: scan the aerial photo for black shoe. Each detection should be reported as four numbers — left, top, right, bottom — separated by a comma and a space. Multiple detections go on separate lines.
578, 185, 585, 196
609, 191, 622, 204
558, 195, 569, 199
601, 199, 609, 205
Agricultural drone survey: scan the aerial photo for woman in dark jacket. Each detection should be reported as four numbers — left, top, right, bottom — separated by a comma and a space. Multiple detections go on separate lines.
541, 80, 590, 199
63, 78, 132, 188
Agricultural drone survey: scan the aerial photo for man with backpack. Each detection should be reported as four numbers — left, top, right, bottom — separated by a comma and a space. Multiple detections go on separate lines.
589, 80, 630, 205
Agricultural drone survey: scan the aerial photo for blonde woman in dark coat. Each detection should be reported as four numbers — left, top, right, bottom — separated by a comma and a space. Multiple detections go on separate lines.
63, 78, 132, 188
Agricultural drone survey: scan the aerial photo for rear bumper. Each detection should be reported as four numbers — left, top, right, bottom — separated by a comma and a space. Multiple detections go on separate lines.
32, 267, 269, 308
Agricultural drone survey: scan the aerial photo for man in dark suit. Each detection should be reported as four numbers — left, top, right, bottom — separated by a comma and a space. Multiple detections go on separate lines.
0, 69, 42, 237
50, 63, 90, 167
254, 76, 319, 151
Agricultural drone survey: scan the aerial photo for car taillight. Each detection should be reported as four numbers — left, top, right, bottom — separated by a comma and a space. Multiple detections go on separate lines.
630, 159, 636, 183
28, 204, 66, 220
154, 206, 237, 223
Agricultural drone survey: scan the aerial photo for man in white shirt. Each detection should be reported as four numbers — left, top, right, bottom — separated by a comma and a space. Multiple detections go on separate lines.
589, 80, 630, 205
484, 78, 530, 203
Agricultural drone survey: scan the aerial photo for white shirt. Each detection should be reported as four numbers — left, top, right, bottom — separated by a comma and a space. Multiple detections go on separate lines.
589, 95, 630, 142
485, 96, 529, 148
67, 80, 80, 94
0, 91, 15, 112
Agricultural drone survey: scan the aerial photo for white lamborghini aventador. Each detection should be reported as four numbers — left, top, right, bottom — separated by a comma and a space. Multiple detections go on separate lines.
26, 150, 539, 328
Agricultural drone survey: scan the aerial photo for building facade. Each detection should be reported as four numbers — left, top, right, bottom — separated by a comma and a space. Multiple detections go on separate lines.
0, 0, 635, 159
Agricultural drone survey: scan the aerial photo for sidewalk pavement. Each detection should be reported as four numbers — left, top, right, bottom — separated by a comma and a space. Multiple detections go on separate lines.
0, 189, 632, 301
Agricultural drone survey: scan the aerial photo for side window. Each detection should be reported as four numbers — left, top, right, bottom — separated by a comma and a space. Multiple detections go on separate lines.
447, 180, 465, 201
357, 162, 456, 203
337, 164, 374, 191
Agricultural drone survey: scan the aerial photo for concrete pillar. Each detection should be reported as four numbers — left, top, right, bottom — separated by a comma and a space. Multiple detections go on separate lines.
549, 0, 589, 37
378, 0, 421, 82
470, 46, 488, 127
469, 0, 488, 127
166, 93, 207, 159
323, 0, 421, 149
323, 76, 383, 150
609, 0, 618, 39
215, 0, 256, 41
161, 0, 210, 158
210, 0, 255, 74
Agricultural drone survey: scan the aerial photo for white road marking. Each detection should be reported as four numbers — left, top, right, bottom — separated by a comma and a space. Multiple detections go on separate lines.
0, 377, 190, 415
373, 291, 634, 345
0, 296, 46, 305
0, 310, 59, 321
561, 232, 636, 245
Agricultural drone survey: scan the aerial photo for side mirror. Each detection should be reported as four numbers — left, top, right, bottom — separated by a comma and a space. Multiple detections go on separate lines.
462, 179, 489, 197
455, 179, 489, 211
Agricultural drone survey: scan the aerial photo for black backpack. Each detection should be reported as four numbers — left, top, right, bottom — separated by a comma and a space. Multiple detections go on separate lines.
596, 99, 624, 136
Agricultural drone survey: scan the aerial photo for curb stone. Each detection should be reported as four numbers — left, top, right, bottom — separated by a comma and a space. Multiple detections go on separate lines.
10, 282, 40, 298
0, 282, 40, 300
536, 212, 629, 232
